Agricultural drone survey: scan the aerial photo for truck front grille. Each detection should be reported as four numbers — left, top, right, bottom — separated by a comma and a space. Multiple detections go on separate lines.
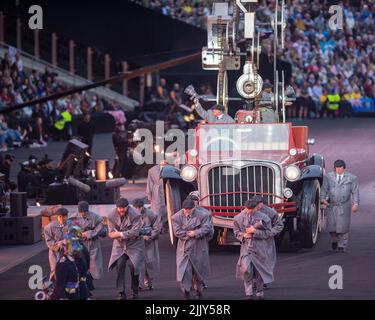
207, 165, 275, 212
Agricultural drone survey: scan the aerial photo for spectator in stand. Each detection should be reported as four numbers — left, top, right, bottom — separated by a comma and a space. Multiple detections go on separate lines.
22, 123, 37, 147
32, 103, 45, 119
0, 115, 23, 150
71, 93, 83, 115
204, 84, 215, 99
80, 94, 91, 114
32, 117, 48, 148
0, 131, 7, 152
287, 78, 298, 120
77, 113, 96, 154
170, 83, 183, 108
340, 93, 353, 118
112, 123, 130, 179
105, 100, 127, 125
0, 52, 10, 70
168, 82, 184, 124
326, 89, 341, 119
90, 95, 104, 113
42, 66, 58, 83
0, 87, 11, 107
308, 79, 323, 119
156, 78, 170, 107
296, 89, 309, 120
53, 106, 72, 141
364, 79, 374, 99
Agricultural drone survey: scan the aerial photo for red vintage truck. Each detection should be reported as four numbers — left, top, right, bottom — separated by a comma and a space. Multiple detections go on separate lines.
161, 112, 325, 249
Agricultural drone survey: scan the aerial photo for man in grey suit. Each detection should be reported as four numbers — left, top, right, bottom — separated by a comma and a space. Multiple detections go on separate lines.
76, 201, 105, 297
233, 199, 274, 299
44, 207, 69, 281
107, 198, 144, 300
172, 199, 212, 299
321, 159, 359, 252
256, 83, 278, 123
253, 195, 284, 269
133, 198, 160, 291
146, 161, 168, 233
192, 99, 235, 123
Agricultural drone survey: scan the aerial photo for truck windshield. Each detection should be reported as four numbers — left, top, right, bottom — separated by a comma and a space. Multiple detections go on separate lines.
198, 123, 290, 161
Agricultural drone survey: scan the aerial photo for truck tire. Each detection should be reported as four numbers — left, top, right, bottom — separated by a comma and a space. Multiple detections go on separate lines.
209, 227, 220, 251
165, 179, 181, 247
300, 179, 320, 248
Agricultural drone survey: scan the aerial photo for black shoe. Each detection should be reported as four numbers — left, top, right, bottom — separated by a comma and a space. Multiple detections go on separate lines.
195, 291, 203, 300
148, 284, 154, 291
132, 292, 139, 299
184, 291, 191, 300
203, 283, 208, 290
117, 292, 127, 300
256, 291, 264, 300
161, 227, 169, 234
332, 242, 338, 251
263, 284, 268, 289
337, 247, 345, 253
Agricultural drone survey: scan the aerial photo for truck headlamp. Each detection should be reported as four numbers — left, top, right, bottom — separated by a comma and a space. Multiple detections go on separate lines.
245, 115, 253, 123
189, 149, 198, 157
283, 187, 293, 198
285, 165, 301, 181
181, 165, 197, 182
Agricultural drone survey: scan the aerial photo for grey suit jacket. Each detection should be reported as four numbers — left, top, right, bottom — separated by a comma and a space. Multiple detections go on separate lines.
195, 103, 235, 123
320, 171, 359, 233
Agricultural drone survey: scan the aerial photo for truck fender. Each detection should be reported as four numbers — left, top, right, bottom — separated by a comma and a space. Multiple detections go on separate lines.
299, 165, 324, 184
307, 154, 325, 168
160, 165, 182, 180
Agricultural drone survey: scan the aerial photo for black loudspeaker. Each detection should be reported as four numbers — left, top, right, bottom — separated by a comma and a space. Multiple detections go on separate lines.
10, 192, 27, 217
46, 183, 78, 205
79, 180, 120, 204
16, 216, 42, 244
0, 216, 42, 245
59, 139, 89, 177
60, 139, 89, 164
101, 182, 120, 204
0, 217, 18, 244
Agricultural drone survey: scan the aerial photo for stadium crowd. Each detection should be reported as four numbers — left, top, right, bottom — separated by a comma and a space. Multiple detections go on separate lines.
134, 0, 375, 119
0, 48, 126, 152
131, 0, 212, 28
1, 1, 374, 153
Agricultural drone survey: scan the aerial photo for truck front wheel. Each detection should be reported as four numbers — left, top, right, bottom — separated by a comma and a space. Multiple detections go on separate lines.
164, 179, 181, 247
300, 179, 320, 248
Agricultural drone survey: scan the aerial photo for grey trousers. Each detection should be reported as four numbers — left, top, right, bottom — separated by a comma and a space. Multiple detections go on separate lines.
161, 207, 168, 231
180, 261, 203, 293
243, 264, 263, 296
139, 268, 152, 288
116, 254, 139, 294
330, 232, 349, 249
